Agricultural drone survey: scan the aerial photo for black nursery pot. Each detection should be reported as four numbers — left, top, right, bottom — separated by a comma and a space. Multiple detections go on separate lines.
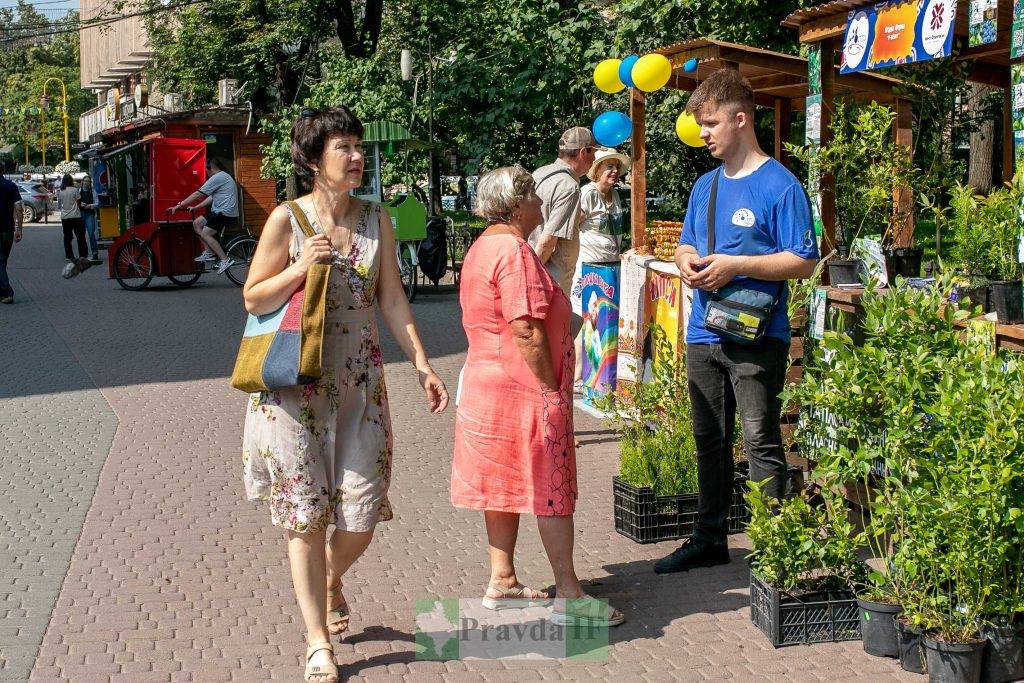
923, 635, 986, 683
895, 618, 926, 674
858, 596, 903, 658
883, 247, 923, 280
980, 622, 1024, 683
989, 281, 1024, 324
829, 258, 862, 286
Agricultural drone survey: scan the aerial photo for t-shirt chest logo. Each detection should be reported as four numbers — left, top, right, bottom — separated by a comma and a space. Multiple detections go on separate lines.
731, 208, 756, 228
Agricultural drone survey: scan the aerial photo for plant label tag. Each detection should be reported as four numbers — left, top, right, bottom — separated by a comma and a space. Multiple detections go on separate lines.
810, 288, 827, 340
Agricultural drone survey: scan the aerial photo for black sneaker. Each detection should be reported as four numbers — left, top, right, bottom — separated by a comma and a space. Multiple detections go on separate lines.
653, 538, 730, 574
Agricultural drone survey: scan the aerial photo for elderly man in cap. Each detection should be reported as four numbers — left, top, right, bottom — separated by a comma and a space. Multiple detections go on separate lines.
528, 127, 597, 297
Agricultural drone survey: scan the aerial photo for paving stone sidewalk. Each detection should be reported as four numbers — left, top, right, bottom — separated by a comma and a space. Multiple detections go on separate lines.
1, 224, 915, 681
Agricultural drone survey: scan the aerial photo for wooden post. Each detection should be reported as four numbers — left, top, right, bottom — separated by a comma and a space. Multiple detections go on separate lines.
630, 88, 647, 252
1004, 85, 1014, 184
819, 39, 837, 256
893, 97, 915, 248
774, 98, 792, 168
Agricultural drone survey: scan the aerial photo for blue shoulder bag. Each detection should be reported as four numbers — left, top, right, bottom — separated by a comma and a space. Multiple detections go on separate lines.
702, 170, 784, 344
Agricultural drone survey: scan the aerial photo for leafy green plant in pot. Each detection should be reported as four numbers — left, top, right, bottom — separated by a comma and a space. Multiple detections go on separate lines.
946, 177, 1024, 323
787, 280, 974, 660
787, 103, 910, 286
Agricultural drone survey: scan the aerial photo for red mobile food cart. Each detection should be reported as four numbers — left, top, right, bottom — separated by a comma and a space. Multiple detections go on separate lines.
105, 137, 219, 290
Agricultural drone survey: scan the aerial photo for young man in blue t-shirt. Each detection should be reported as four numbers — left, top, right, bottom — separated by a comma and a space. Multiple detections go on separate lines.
655, 69, 819, 574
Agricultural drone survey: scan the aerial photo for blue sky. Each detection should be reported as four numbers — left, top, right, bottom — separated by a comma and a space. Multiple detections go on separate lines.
0, 0, 78, 15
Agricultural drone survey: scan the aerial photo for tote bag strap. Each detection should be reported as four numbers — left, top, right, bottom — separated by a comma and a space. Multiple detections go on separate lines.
285, 200, 317, 238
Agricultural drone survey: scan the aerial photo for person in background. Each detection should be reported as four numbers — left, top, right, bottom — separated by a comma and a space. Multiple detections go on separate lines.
528, 127, 596, 298
170, 158, 238, 275
79, 175, 102, 265
452, 165, 625, 629
0, 175, 23, 303
57, 174, 89, 278
569, 147, 628, 391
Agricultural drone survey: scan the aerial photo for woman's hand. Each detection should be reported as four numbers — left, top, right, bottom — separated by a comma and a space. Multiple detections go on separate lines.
293, 234, 333, 273
419, 368, 450, 414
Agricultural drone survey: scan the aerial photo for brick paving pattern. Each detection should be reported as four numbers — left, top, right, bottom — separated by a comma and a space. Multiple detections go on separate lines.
1, 224, 916, 681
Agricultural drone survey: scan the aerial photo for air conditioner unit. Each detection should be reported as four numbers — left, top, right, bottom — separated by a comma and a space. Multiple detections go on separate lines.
163, 93, 183, 111
217, 79, 239, 106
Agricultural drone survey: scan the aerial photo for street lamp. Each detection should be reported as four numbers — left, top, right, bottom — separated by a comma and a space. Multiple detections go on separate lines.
400, 44, 437, 216
40, 77, 71, 167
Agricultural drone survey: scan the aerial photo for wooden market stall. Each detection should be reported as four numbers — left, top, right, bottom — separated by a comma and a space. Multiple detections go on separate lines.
783, 0, 1024, 345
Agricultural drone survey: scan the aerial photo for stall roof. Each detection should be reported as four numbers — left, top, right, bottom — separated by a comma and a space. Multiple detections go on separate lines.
652, 38, 902, 105
363, 120, 440, 151
783, 1, 1012, 87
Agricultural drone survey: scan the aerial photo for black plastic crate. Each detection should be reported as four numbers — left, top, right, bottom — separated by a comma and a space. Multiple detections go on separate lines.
612, 475, 748, 544
612, 463, 803, 544
749, 569, 861, 647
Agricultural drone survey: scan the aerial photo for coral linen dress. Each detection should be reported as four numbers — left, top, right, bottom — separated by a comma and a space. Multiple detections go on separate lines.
451, 234, 578, 516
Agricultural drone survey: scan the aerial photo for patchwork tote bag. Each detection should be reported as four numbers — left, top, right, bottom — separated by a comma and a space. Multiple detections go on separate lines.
230, 201, 330, 392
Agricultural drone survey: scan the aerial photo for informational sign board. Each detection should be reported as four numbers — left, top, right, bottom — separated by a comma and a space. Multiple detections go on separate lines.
615, 251, 656, 397
969, 0, 998, 47
579, 263, 620, 404
1012, 0, 1024, 59
840, 0, 957, 74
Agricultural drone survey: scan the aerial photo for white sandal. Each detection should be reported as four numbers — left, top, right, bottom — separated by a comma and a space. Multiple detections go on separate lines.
482, 582, 553, 610
551, 596, 626, 627
326, 582, 350, 635
304, 639, 338, 683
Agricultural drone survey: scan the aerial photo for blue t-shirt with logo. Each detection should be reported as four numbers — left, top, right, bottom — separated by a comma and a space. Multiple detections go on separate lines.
679, 158, 817, 344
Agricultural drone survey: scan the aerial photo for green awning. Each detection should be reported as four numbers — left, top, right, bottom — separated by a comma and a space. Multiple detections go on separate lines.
363, 120, 440, 151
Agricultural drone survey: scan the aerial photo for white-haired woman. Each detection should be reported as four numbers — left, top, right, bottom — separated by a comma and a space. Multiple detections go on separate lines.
451, 165, 624, 627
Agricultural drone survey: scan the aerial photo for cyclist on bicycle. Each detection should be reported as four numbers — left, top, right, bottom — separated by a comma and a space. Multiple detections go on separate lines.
170, 158, 239, 274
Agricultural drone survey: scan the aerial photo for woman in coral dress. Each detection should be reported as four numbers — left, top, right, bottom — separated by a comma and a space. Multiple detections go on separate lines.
451, 165, 624, 627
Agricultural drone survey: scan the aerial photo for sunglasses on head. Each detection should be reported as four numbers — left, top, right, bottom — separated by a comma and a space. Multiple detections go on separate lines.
299, 107, 321, 119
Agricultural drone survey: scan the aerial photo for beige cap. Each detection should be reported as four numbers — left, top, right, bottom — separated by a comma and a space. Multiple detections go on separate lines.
558, 126, 596, 151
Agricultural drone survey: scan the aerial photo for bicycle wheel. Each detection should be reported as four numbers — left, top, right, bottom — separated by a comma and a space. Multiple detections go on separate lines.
225, 236, 257, 287
398, 241, 417, 303
167, 268, 202, 287
113, 239, 155, 291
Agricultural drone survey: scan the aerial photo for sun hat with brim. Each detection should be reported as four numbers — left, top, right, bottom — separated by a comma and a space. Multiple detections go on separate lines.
587, 147, 631, 180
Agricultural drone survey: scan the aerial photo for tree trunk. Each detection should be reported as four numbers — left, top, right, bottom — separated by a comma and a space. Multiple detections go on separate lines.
969, 83, 995, 191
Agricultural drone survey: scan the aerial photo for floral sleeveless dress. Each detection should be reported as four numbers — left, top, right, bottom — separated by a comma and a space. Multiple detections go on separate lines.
242, 200, 394, 533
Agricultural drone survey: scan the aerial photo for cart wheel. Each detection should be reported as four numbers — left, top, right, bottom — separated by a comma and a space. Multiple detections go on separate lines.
224, 236, 257, 287
113, 239, 155, 291
398, 241, 417, 303
167, 269, 202, 287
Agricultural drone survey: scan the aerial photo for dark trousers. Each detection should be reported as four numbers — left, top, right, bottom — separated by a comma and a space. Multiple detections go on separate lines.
686, 339, 790, 544
62, 217, 87, 260
0, 231, 13, 298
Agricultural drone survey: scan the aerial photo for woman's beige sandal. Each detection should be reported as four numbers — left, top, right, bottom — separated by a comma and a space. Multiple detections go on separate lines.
482, 582, 553, 610
551, 596, 626, 628
304, 639, 338, 682
326, 582, 350, 635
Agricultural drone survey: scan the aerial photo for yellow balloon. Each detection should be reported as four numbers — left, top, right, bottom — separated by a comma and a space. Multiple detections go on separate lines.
594, 58, 625, 94
676, 111, 705, 147
632, 53, 672, 92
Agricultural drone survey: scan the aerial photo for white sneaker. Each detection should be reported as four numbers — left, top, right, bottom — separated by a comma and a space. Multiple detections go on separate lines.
195, 250, 215, 262
215, 258, 235, 274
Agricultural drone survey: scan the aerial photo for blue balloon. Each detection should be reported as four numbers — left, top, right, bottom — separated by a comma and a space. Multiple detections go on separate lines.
683, 58, 698, 73
592, 111, 633, 147
619, 55, 639, 89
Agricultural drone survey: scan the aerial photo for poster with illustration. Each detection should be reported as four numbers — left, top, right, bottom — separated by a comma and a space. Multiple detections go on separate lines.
616, 251, 655, 397
643, 262, 692, 375
969, 0, 998, 46
840, 0, 958, 74
579, 263, 619, 405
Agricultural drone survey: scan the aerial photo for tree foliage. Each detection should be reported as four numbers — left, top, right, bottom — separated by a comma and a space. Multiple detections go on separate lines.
0, 3, 93, 166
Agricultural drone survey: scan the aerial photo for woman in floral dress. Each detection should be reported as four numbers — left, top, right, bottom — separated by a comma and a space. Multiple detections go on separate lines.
241, 107, 449, 683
